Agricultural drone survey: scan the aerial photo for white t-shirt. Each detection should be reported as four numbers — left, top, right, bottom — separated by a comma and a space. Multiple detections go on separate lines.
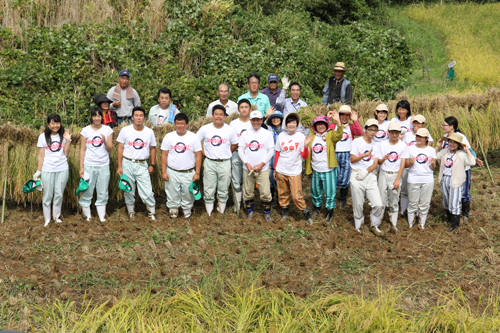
157, 108, 167, 125
335, 123, 353, 152
275, 132, 305, 176
160, 131, 201, 171
239, 128, 274, 171
80, 125, 114, 166
407, 145, 437, 184
197, 123, 238, 160
443, 152, 456, 176
442, 132, 472, 171
116, 125, 157, 160
403, 131, 434, 147
350, 137, 377, 171
206, 99, 239, 117
373, 120, 390, 144
377, 140, 409, 173
391, 117, 412, 134
37, 133, 69, 172
311, 135, 331, 173
230, 118, 253, 139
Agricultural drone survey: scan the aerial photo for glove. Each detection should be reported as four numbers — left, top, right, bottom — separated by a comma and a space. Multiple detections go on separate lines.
33, 170, 41, 180
281, 76, 290, 90
356, 169, 368, 181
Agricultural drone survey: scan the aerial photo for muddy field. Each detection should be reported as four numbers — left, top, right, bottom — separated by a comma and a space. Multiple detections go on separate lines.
2, 151, 500, 326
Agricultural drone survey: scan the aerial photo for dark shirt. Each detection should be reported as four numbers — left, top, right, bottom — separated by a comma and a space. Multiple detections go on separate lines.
261, 87, 283, 112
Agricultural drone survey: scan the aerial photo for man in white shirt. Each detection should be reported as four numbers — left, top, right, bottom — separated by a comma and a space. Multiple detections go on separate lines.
239, 111, 275, 221
229, 99, 253, 212
206, 83, 239, 117
197, 105, 239, 216
149, 88, 179, 125
161, 113, 202, 219
116, 106, 157, 220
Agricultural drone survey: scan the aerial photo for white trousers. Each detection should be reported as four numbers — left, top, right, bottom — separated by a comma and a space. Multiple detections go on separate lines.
350, 172, 383, 220
42, 170, 69, 207
165, 167, 196, 210
203, 158, 231, 204
122, 158, 156, 207
377, 170, 401, 215
407, 182, 433, 215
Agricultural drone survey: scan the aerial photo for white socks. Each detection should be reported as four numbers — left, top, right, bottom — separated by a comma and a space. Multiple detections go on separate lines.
82, 206, 91, 221
43, 205, 51, 227
52, 205, 62, 223
96, 205, 106, 222
205, 203, 214, 216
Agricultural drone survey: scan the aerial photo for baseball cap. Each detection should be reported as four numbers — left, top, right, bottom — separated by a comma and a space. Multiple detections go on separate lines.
412, 115, 426, 123
189, 181, 202, 200
364, 119, 379, 129
22, 179, 42, 194
268, 74, 279, 82
250, 111, 263, 119
416, 128, 430, 137
119, 70, 130, 77
338, 105, 352, 113
376, 104, 389, 112
119, 174, 132, 193
388, 122, 402, 132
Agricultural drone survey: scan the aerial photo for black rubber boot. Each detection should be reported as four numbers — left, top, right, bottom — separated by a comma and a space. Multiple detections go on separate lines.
325, 209, 334, 223
447, 214, 460, 233
462, 201, 471, 223
445, 209, 452, 225
270, 188, 278, 206
339, 188, 349, 209
312, 206, 321, 217
303, 207, 313, 225
281, 206, 289, 221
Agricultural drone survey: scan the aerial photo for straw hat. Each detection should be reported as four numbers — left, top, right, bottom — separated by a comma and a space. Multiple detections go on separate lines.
442, 133, 464, 144
332, 62, 347, 71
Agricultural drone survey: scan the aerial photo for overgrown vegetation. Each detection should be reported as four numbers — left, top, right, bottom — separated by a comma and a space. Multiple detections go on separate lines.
0, 0, 412, 125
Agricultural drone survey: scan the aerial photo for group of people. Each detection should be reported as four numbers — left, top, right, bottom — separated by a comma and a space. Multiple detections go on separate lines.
33, 67, 482, 235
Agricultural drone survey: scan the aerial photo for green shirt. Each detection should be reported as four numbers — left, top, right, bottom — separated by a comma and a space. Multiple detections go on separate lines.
237, 91, 271, 117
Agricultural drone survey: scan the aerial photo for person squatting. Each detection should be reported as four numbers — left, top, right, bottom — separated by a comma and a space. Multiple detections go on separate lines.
33, 72, 483, 235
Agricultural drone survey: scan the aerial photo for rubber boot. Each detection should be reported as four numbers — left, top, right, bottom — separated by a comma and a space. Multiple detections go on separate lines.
303, 207, 313, 225
339, 188, 348, 209
281, 206, 289, 221
325, 209, 334, 223
462, 201, 470, 224
183, 208, 192, 218
53, 205, 62, 223
445, 209, 452, 225
408, 212, 415, 228
96, 205, 106, 222
205, 202, 214, 216
312, 206, 321, 217
389, 213, 398, 231
217, 202, 227, 214
354, 216, 364, 233
400, 196, 409, 216
147, 206, 156, 221
418, 213, 428, 231
127, 204, 135, 219
263, 201, 272, 221
82, 206, 91, 221
447, 214, 460, 233
270, 188, 277, 206
370, 214, 382, 236
43, 205, 51, 227
234, 191, 243, 213
245, 200, 254, 220
169, 208, 178, 218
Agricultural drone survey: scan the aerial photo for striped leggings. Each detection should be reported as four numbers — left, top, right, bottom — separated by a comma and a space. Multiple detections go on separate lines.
336, 151, 351, 189
441, 175, 462, 215
275, 172, 307, 211
311, 169, 337, 210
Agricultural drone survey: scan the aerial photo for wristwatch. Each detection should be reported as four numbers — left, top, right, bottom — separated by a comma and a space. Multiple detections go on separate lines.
150, 164, 156, 168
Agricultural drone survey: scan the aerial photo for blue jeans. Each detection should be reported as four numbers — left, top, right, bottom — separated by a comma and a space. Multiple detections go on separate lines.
336, 151, 351, 189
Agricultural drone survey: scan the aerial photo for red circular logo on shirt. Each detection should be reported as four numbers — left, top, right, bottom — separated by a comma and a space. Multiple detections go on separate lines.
174, 142, 187, 154
91, 136, 103, 148
48, 141, 62, 152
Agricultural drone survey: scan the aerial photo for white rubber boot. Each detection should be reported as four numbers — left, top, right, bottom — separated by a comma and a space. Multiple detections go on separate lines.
169, 208, 178, 218
82, 206, 91, 221
400, 196, 409, 215
418, 213, 428, 230
370, 214, 383, 236
234, 192, 242, 212
408, 212, 415, 228
43, 205, 51, 227
52, 205, 62, 223
205, 203, 214, 216
390, 213, 398, 231
127, 204, 135, 218
217, 202, 227, 214
147, 206, 156, 221
183, 209, 192, 218
96, 205, 106, 222
354, 217, 364, 233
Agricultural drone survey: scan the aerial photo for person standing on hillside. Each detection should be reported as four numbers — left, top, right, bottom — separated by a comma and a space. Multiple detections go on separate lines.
261, 74, 284, 112
321, 62, 352, 106
116, 107, 157, 220
197, 105, 239, 216
107, 70, 141, 124
149, 88, 179, 126
206, 83, 239, 117
237, 73, 273, 118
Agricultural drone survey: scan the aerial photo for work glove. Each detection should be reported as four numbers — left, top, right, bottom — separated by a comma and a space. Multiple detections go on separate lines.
281, 76, 290, 90
33, 170, 41, 180
356, 169, 368, 181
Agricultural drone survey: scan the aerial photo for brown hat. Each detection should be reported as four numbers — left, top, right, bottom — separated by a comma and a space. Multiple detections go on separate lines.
333, 62, 347, 71
338, 105, 352, 114
415, 128, 430, 138
412, 115, 426, 123
442, 133, 464, 144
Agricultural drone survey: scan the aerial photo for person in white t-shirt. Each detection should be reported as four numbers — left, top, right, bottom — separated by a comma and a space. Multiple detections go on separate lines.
405, 128, 437, 230
206, 83, 239, 117
161, 113, 202, 219
400, 114, 434, 216
229, 99, 253, 212
390, 100, 413, 136
148, 88, 179, 126
35, 114, 72, 227
274, 112, 314, 225
239, 111, 275, 221
197, 105, 238, 216
349, 119, 384, 235
116, 107, 157, 220
78, 107, 114, 222
373, 103, 390, 145
376, 122, 409, 231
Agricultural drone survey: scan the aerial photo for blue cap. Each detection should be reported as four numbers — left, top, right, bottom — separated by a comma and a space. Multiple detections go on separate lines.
119, 70, 130, 77
268, 74, 279, 82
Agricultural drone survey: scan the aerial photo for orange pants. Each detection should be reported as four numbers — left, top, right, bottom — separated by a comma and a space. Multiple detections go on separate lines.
275, 172, 306, 211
